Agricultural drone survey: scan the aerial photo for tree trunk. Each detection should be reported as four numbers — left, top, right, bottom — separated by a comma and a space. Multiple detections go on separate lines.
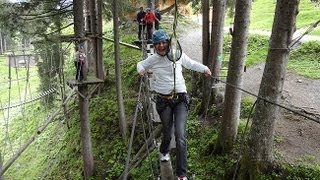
210, 0, 226, 79
78, 86, 94, 178
215, 0, 251, 153
239, 0, 299, 178
96, 0, 105, 80
201, 0, 227, 119
85, 0, 98, 76
0, 31, 3, 55
74, 0, 85, 38
202, 0, 210, 67
199, 0, 210, 117
0, 152, 3, 180
112, 0, 127, 139
74, 0, 94, 178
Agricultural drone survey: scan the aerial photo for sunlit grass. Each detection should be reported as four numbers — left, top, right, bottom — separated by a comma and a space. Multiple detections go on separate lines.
225, 0, 320, 35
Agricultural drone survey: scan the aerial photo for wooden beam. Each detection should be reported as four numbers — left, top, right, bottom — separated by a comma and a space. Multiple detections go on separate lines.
102, 37, 141, 50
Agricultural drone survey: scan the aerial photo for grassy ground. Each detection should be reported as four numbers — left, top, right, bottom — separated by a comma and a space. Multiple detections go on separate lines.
225, 0, 320, 35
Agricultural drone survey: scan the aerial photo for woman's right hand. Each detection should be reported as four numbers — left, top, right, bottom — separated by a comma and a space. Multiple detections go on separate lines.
139, 70, 145, 77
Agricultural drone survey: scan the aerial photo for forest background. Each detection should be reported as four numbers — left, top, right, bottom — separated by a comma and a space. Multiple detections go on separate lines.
0, 0, 319, 179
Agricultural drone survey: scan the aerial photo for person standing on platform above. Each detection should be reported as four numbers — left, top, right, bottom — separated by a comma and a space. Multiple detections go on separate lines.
136, 6, 146, 40
143, 7, 159, 40
74, 45, 87, 81
136, 29, 212, 180
155, 8, 162, 30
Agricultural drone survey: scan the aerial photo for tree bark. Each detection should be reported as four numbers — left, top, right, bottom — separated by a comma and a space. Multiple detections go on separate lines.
85, 0, 98, 76
0, 152, 3, 180
210, 0, 226, 79
74, 0, 94, 178
199, 0, 210, 117
112, 0, 127, 139
79, 86, 94, 178
239, 0, 299, 178
201, 0, 227, 119
0, 31, 3, 55
215, 0, 251, 153
96, 0, 105, 80
73, 0, 85, 38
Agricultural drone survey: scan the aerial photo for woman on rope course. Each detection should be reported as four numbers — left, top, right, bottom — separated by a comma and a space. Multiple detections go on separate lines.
137, 29, 211, 180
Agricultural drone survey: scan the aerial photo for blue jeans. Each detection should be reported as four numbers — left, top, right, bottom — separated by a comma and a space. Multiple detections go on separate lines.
156, 93, 189, 177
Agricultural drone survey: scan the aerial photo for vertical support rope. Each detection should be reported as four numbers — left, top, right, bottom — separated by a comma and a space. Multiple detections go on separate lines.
171, 0, 180, 96
6, 57, 14, 155
123, 78, 144, 179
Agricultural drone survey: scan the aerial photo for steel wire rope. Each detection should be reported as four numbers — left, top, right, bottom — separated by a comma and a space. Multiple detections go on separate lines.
139, 102, 156, 179
19, 50, 32, 149
141, 76, 159, 177
232, 100, 257, 180
12, 53, 25, 148
0, 105, 64, 177
0, 67, 60, 85
0, 100, 14, 161
209, 75, 320, 123
0, 81, 76, 176
203, 18, 320, 121
0, 88, 56, 111
289, 19, 320, 50
123, 78, 144, 179
12, 52, 24, 113
141, 77, 156, 142
167, 0, 182, 96
5, 59, 14, 156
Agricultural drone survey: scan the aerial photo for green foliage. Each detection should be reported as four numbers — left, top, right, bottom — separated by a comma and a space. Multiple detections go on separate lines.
187, 123, 235, 179
240, 96, 256, 119
246, 35, 269, 66
289, 41, 320, 78
278, 164, 320, 179
248, 0, 320, 35
223, 34, 269, 67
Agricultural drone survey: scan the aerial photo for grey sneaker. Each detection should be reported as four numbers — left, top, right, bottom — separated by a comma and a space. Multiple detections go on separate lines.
160, 153, 170, 162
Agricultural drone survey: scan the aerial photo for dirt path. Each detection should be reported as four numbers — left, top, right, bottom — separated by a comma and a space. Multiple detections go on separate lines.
179, 25, 320, 165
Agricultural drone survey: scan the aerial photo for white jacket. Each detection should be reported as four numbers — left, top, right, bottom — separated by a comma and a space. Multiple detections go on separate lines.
137, 53, 209, 95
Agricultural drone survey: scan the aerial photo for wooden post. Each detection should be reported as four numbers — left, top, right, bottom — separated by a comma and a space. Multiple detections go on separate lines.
78, 85, 94, 178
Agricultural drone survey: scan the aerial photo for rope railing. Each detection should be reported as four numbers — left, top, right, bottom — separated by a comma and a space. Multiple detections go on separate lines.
210, 76, 320, 124
0, 88, 56, 111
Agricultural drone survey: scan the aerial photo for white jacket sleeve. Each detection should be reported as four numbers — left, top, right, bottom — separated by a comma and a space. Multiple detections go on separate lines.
180, 53, 209, 73
137, 55, 157, 73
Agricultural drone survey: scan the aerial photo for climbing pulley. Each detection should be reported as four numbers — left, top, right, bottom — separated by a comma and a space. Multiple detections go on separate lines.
166, 0, 182, 62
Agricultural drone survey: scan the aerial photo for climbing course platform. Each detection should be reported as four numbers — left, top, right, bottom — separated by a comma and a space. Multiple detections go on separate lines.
67, 76, 104, 88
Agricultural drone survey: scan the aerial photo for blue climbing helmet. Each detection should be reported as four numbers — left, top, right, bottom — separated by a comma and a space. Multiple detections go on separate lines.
152, 29, 170, 44
146, 7, 151, 12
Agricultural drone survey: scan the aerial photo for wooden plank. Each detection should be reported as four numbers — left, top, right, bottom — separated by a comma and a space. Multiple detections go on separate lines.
160, 160, 175, 180
67, 77, 104, 87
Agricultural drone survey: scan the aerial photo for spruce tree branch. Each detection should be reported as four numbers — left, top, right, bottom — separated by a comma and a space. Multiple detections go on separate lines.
19, 4, 72, 17
46, 22, 74, 36
20, 9, 72, 21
